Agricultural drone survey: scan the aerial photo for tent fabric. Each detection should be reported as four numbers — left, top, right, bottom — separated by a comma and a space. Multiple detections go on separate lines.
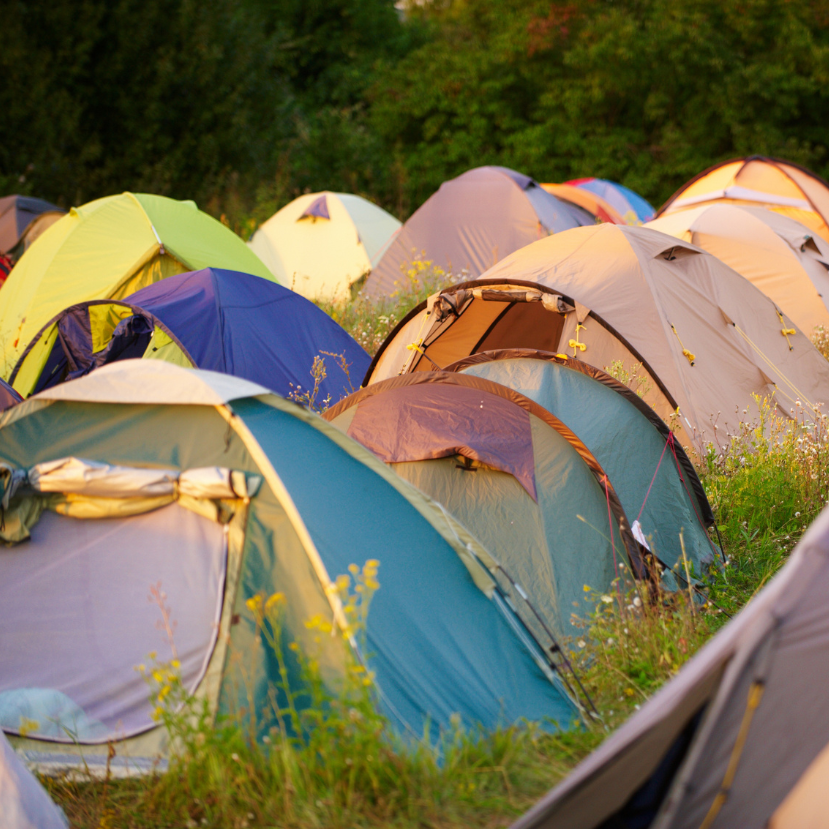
0, 195, 65, 255
10, 269, 370, 403
0, 360, 579, 766
647, 204, 829, 336
0, 730, 67, 829
566, 179, 655, 224
324, 371, 641, 642
511, 502, 829, 829
446, 350, 717, 577
658, 156, 829, 242
0, 193, 274, 377
337, 381, 539, 499
0, 377, 22, 411
363, 166, 594, 298
248, 191, 401, 300
365, 224, 829, 458
541, 184, 625, 225
0, 505, 226, 742
22, 359, 269, 406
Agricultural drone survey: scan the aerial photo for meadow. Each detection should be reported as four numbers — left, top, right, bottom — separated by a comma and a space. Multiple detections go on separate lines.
45, 281, 829, 829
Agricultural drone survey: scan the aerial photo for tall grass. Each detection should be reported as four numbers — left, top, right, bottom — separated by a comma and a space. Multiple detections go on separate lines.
43, 392, 829, 827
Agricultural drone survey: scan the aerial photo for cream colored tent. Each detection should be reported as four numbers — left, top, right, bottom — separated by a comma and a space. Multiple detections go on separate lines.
247, 192, 401, 300
366, 224, 829, 456
648, 204, 829, 336
659, 156, 829, 242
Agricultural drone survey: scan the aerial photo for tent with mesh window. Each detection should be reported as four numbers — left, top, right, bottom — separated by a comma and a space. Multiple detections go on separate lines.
248, 191, 401, 300
0, 360, 580, 772
444, 350, 718, 581
8, 268, 369, 404
363, 166, 594, 298
0, 193, 274, 377
324, 371, 642, 644
366, 224, 829, 458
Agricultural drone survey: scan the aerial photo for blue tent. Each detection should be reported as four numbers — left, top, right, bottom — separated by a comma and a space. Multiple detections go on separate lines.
10, 268, 370, 404
0, 377, 21, 412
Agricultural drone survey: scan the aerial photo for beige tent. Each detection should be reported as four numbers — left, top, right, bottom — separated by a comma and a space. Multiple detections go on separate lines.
247, 192, 401, 300
659, 156, 829, 242
648, 204, 829, 336
366, 224, 829, 456
511, 502, 829, 829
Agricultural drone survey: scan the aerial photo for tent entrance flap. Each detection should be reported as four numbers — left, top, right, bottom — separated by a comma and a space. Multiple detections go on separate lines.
0, 505, 227, 744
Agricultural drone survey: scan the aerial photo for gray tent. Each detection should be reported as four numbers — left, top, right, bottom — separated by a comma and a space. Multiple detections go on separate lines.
512, 503, 829, 829
0, 731, 67, 829
362, 166, 593, 298
0, 196, 65, 256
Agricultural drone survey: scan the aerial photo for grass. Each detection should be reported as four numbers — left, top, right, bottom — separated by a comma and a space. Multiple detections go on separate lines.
43, 290, 829, 828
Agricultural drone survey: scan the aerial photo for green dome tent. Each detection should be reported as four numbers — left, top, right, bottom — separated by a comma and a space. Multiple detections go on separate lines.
324, 371, 642, 644
446, 350, 719, 580
0, 361, 578, 770
0, 193, 274, 377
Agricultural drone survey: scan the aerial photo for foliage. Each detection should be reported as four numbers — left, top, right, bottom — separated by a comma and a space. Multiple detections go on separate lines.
315, 257, 463, 358
371, 0, 829, 210
813, 325, 829, 361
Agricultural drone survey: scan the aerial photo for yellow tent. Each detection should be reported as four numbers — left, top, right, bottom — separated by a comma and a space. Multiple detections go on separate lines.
648, 204, 829, 336
0, 193, 273, 376
659, 156, 829, 242
247, 192, 401, 300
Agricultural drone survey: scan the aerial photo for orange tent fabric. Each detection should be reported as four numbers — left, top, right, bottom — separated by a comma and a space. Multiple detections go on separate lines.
659, 156, 829, 242
541, 184, 625, 225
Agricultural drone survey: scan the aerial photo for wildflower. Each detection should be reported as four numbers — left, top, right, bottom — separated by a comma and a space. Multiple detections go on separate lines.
795, 511, 801, 518
365, 559, 380, 569
231, 753, 240, 763
171, 659, 180, 669
583, 585, 591, 592
606, 638, 615, 646
577, 639, 586, 649
265, 592, 285, 611
633, 597, 642, 607
624, 688, 635, 697
335, 575, 350, 591
246, 595, 262, 613
348, 563, 360, 575
600, 595, 612, 604
288, 642, 300, 652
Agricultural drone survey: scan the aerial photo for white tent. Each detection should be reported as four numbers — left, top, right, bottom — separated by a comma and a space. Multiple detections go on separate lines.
0, 730, 67, 829
248, 192, 401, 300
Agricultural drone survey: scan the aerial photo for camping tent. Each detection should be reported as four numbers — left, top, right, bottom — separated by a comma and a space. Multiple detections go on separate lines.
647, 204, 829, 336
541, 184, 624, 225
324, 371, 640, 644
511, 501, 829, 829
0, 193, 274, 377
363, 166, 594, 298
365, 224, 829, 457
0, 360, 579, 769
0, 377, 21, 411
658, 156, 829, 242
0, 195, 65, 257
566, 179, 655, 224
248, 192, 401, 300
9, 268, 369, 403
446, 350, 718, 579
0, 730, 67, 829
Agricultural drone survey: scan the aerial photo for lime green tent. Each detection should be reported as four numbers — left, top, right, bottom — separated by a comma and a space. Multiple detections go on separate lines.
0, 361, 579, 771
0, 193, 274, 376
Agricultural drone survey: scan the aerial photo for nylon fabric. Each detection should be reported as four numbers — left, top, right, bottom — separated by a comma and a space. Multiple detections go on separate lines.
457, 356, 714, 574
233, 397, 580, 739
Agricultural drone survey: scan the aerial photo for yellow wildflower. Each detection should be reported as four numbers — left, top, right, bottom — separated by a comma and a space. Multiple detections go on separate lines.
265, 592, 285, 611
365, 559, 380, 569
170, 659, 180, 669
246, 595, 263, 612
348, 563, 360, 575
